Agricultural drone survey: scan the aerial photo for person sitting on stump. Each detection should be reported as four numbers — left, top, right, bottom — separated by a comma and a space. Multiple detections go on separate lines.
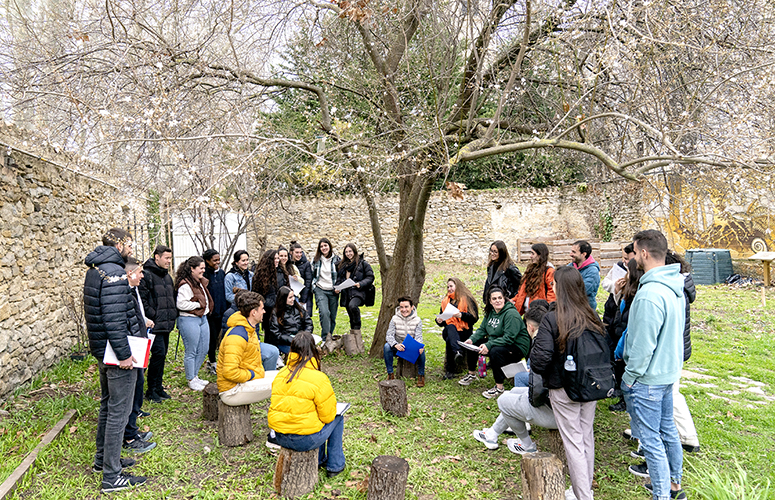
384, 296, 426, 387
269, 332, 345, 478
436, 277, 479, 381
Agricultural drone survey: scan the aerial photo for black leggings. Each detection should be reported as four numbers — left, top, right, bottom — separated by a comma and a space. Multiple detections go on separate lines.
207, 313, 224, 363
477, 343, 526, 385
441, 324, 477, 373
345, 297, 363, 329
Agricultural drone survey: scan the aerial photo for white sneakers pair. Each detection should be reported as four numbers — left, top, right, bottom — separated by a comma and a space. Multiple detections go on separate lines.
188, 376, 209, 391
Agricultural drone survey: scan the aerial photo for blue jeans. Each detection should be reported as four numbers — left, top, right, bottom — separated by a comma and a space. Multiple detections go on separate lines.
383, 343, 425, 376
178, 316, 210, 380
261, 342, 280, 371
275, 415, 346, 473
95, 361, 137, 480
622, 382, 683, 499
277, 344, 290, 355
123, 368, 145, 441
314, 287, 338, 338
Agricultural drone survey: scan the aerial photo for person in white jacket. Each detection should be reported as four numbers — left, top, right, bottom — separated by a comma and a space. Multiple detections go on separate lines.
383, 297, 425, 387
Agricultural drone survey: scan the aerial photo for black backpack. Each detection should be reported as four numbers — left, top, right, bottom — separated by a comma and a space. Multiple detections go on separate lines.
561, 329, 616, 402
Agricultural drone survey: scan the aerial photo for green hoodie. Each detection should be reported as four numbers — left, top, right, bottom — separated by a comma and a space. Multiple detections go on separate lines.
622, 263, 686, 387
469, 300, 530, 356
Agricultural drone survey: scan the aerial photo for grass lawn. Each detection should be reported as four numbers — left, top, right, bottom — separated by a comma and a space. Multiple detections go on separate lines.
1, 262, 774, 499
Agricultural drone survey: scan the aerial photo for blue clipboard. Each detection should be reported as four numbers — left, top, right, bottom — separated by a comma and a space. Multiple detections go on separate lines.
395, 334, 424, 364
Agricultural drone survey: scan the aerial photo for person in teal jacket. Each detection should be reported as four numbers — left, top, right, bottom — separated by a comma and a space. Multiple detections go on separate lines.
621, 230, 686, 500
463, 286, 530, 399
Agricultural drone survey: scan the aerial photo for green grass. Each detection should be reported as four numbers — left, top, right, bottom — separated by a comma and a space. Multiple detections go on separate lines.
2, 262, 774, 499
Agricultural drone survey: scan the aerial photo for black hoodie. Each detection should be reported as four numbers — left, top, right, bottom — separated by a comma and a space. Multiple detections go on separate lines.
139, 257, 178, 333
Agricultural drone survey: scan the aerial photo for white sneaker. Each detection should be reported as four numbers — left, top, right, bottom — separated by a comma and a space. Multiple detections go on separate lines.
506, 439, 537, 455
472, 429, 499, 450
276, 357, 285, 369
565, 487, 578, 500
188, 378, 204, 391
193, 377, 209, 390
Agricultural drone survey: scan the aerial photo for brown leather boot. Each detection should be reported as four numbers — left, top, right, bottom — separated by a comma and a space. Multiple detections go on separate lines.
388, 373, 395, 380
416, 375, 425, 388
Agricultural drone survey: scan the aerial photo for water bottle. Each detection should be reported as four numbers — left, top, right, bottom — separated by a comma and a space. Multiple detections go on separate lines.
564, 355, 577, 372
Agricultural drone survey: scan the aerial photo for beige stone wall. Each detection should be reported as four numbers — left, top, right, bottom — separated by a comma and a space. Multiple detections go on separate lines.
0, 124, 142, 397
248, 181, 643, 265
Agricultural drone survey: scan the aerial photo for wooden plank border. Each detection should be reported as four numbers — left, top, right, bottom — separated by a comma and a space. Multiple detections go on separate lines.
0, 409, 77, 499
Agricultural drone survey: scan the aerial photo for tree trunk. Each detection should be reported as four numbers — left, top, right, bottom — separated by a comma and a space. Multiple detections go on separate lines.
366, 455, 410, 500
519, 452, 564, 500
545, 429, 568, 476
274, 448, 319, 499
218, 400, 253, 447
202, 382, 219, 421
396, 358, 418, 380
378, 379, 409, 417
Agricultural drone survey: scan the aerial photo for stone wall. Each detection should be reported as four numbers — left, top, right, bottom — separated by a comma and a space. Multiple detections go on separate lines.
248, 180, 642, 265
0, 123, 144, 398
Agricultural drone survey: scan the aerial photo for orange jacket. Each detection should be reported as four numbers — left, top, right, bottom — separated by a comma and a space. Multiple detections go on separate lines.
441, 293, 474, 332
511, 267, 556, 315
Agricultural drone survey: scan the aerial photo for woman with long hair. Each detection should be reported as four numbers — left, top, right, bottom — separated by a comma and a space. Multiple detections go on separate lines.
483, 240, 522, 303
278, 246, 302, 287
267, 286, 314, 355
334, 243, 374, 343
252, 250, 289, 334
530, 266, 606, 500
608, 258, 643, 413
175, 256, 214, 391
311, 238, 341, 343
268, 332, 345, 478
463, 286, 531, 398
435, 277, 479, 381
224, 250, 253, 306
511, 243, 555, 314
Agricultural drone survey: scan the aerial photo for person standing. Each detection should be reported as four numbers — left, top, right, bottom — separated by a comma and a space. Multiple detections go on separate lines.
290, 242, 314, 317
252, 250, 289, 336
483, 240, 522, 303
511, 243, 555, 314
203, 249, 229, 375
139, 245, 177, 403
530, 266, 607, 500
568, 240, 601, 311
334, 243, 374, 349
224, 250, 253, 307
84, 228, 147, 492
622, 230, 686, 500
175, 256, 214, 391
311, 238, 340, 344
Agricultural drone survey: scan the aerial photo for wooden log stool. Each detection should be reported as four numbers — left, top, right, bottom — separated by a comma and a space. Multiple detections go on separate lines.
520, 452, 564, 500
217, 400, 253, 447
202, 382, 219, 421
545, 429, 568, 475
343, 333, 360, 355
274, 447, 319, 499
366, 455, 409, 500
396, 357, 418, 380
378, 379, 409, 417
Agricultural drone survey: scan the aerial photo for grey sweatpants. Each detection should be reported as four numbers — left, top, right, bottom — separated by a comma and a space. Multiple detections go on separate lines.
549, 388, 596, 500
491, 387, 557, 444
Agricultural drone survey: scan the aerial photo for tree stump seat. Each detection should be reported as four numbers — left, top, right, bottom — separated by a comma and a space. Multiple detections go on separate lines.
202, 382, 219, 421
217, 400, 253, 447
396, 357, 418, 380
378, 379, 409, 417
520, 452, 564, 500
367, 455, 409, 500
274, 447, 319, 499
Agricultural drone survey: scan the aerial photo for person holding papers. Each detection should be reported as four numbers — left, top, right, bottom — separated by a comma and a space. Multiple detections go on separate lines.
269, 332, 346, 478
122, 258, 156, 454
267, 286, 314, 355
384, 297, 426, 387
435, 278, 479, 381
334, 243, 374, 345
463, 286, 531, 399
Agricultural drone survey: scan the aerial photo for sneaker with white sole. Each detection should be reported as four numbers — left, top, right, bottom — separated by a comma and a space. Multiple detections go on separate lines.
629, 462, 649, 477
630, 446, 644, 459
644, 483, 687, 499
266, 430, 281, 450
188, 378, 204, 391
472, 429, 499, 450
458, 373, 477, 386
565, 487, 578, 500
482, 386, 504, 399
506, 439, 537, 455
101, 473, 146, 493
123, 438, 157, 454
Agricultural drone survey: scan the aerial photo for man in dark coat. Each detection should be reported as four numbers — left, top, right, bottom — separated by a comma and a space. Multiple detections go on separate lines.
84, 228, 147, 492
139, 245, 177, 403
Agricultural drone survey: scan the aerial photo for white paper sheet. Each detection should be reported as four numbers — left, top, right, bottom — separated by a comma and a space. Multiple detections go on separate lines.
610, 263, 627, 283
103, 336, 152, 369
501, 360, 528, 378
436, 302, 460, 321
457, 340, 482, 352
289, 276, 304, 295
334, 278, 357, 291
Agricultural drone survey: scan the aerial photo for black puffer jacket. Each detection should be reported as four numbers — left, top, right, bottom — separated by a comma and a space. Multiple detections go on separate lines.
294, 254, 314, 304
335, 255, 375, 306
83, 246, 142, 360
483, 263, 522, 302
682, 273, 696, 361
139, 257, 178, 333
529, 307, 564, 389
266, 307, 314, 347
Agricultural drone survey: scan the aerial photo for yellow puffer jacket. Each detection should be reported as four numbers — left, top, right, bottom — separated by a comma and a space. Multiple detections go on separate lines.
217, 312, 265, 392
269, 353, 336, 435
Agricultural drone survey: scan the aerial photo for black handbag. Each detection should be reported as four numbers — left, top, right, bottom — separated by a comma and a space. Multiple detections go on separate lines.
364, 284, 376, 307
528, 370, 550, 408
